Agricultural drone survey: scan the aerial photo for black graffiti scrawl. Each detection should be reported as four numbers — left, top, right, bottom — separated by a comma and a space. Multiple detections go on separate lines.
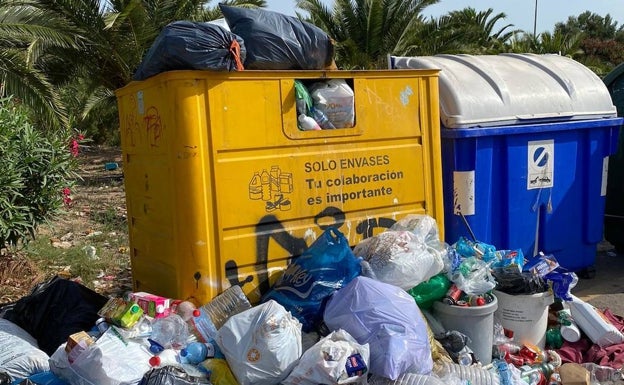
223, 206, 397, 299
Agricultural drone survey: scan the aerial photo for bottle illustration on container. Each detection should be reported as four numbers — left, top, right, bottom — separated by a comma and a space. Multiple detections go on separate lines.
248, 172, 262, 200
280, 173, 293, 193
270, 166, 280, 193
248, 167, 294, 211
260, 169, 271, 201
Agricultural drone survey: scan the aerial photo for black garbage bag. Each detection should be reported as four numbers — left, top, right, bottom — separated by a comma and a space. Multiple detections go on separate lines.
139, 366, 211, 385
0, 276, 108, 356
492, 267, 549, 295
219, 4, 335, 70
133, 20, 246, 81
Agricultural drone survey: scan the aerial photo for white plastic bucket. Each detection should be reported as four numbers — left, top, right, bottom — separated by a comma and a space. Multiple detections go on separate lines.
432, 296, 498, 364
493, 290, 554, 349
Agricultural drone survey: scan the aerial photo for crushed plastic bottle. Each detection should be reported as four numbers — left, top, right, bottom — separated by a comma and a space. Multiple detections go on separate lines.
435, 362, 500, 385
148, 313, 189, 354
581, 362, 622, 383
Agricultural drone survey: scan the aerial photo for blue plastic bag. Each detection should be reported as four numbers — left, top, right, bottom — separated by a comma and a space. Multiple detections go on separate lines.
261, 227, 361, 332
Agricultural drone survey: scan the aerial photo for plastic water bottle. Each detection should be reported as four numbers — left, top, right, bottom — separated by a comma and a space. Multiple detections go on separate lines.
200, 285, 252, 330
311, 107, 336, 129
148, 313, 189, 353
434, 362, 500, 385
368, 373, 445, 385
180, 341, 223, 364
148, 348, 180, 368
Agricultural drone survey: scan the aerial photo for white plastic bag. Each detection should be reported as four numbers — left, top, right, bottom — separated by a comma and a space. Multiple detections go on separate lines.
323, 277, 433, 380
216, 300, 302, 385
309, 79, 355, 128
353, 230, 444, 290
283, 329, 370, 385
49, 326, 152, 385
0, 318, 50, 382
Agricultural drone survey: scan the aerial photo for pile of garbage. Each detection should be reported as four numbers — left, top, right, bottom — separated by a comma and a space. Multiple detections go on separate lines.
1, 214, 623, 385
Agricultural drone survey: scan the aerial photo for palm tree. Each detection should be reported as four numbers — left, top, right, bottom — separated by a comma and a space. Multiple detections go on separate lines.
0, 0, 265, 135
438, 7, 519, 54
296, 0, 439, 69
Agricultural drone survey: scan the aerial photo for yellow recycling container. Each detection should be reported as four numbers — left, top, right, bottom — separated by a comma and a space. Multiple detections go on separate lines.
115, 69, 444, 305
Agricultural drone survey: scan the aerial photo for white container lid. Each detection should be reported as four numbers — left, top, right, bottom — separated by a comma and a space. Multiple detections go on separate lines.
391, 53, 617, 128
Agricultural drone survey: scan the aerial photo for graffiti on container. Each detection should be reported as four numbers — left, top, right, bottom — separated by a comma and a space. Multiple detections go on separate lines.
121, 94, 140, 147
223, 206, 396, 296
249, 166, 293, 212
144, 106, 163, 147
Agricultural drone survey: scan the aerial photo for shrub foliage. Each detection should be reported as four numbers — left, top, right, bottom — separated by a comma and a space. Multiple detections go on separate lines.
0, 96, 78, 249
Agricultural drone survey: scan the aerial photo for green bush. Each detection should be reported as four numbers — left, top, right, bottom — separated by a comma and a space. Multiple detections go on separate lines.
0, 96, 79, 249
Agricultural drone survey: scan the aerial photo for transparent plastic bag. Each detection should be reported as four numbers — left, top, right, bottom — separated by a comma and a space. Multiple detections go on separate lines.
354, 230, 444, 291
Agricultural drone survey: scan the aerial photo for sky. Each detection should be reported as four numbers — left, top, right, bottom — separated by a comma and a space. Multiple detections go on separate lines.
264, 0, 624, 35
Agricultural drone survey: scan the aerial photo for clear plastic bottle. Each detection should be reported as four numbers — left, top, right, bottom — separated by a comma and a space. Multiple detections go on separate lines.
368, 373, 445, 385
311, 108, 336, 129
581, 362, 622, 383
200, 285, 252, 330
434, 362, 500, 385
148, 313, 189, 354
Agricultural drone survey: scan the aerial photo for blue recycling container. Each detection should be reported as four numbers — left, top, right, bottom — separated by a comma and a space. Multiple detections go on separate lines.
392, 53, 624, 272
440, 119, 621, 271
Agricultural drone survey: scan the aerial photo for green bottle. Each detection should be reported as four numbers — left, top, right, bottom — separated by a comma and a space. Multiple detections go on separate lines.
408, 273, 451, 310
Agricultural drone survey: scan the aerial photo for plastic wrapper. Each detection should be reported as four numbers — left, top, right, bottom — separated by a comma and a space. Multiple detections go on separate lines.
282, 329, 370, 385
133, 20, 245, 81
544, 271, 577, 301
449, 257, 496, 296
262, 227, 361, 332
353, 230, 444, 291
323, 276, 433, 380
220, 5, 334, 70
216, 300, 302, 385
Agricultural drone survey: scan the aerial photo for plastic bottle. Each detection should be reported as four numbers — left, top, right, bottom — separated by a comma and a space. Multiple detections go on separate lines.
148, 348, 179, 367
568, 294, 624, 347
434, 362, 500, 385
148, 313, 189, 354
368, 373, 445, 385
187, 307, 218, 343
172, 300, 198, 322
557, 309, 581, 342
581, 362, 622, 383
200, 285, 252, 330
298, 114, 322, 131
180, 341, 222, 364
311, 108, 336, 129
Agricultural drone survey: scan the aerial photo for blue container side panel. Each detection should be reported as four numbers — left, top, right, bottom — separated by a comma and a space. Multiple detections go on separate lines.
441, 118, 623, 272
